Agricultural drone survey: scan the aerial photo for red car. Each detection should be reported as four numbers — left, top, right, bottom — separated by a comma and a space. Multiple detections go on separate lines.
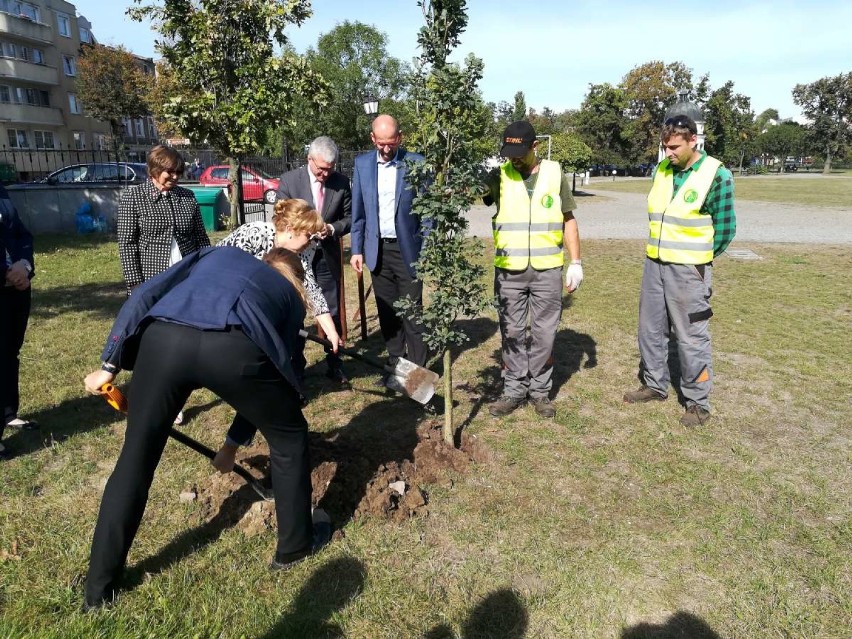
198, 165, 279, 203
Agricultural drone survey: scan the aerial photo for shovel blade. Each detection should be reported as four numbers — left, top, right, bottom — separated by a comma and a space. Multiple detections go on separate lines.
384, 357, 440, 404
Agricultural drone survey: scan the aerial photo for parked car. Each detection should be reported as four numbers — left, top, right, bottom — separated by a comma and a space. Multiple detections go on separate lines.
198, 165, 280, 204
27, 162, 149, 185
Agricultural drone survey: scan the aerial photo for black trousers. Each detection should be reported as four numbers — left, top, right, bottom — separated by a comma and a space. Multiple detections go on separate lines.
312, 252, 344, 373
86, 321, 311, 603
1, 286, 31, 437
371, 241, 427, 366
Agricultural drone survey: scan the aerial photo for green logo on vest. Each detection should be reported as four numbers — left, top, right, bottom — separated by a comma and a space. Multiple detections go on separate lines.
683, 189, 698, 203
541, 194, 554, 208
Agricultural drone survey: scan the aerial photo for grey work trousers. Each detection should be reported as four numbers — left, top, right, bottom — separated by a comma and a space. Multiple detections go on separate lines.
637, 258, 714, 410
495, 265, 563, 400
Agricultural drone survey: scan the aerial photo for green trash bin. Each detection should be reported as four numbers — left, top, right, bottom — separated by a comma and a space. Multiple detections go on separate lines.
185, 185, 225, 232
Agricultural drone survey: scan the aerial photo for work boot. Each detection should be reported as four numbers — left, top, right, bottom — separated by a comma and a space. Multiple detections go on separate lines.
680, 405, 711, 427
623, 385, 667, 403
529, 396, 556, 418
488, 395, 525, 417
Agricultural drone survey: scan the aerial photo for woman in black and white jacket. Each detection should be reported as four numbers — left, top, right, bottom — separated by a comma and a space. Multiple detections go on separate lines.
117, 145, 210, 297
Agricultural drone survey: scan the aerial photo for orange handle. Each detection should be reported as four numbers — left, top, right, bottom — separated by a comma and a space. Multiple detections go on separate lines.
101, 383, 128, 413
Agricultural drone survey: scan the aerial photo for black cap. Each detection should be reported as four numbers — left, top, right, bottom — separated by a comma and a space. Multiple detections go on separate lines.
500, 120, 537, 158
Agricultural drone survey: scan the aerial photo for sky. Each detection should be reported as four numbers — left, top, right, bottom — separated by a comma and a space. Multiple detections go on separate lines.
73, 0, 852, 122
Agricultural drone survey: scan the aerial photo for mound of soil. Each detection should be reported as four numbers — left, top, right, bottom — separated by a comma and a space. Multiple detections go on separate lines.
195, 419, 488, 535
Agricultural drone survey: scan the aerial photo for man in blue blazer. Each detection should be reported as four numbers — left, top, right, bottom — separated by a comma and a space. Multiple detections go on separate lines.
350, 114, 427, 367
1, 185, 36, 459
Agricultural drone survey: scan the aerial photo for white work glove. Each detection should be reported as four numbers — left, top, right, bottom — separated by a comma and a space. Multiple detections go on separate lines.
565, 261, 584, 292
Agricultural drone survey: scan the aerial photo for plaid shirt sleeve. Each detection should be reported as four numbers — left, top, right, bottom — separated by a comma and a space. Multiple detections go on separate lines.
703, 166, 736, 256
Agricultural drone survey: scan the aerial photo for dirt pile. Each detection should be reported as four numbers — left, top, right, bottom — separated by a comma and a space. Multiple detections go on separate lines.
194, 419, 488, 534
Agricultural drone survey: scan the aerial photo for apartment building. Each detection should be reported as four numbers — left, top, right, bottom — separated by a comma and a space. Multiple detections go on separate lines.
0, 0, 158, 178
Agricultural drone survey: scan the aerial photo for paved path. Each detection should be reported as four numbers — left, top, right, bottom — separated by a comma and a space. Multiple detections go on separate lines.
464, 185, 852, 245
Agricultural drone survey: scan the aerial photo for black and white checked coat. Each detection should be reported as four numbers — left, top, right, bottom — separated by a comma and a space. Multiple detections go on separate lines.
117, 180, 210, 294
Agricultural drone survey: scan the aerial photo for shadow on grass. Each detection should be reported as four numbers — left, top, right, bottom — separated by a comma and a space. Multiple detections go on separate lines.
258, 556, 366, 639
551, 326, 598, 395
620, 610, 720, 639
425, 588, 528, 638
121, 483, 260, 592
309, 390, 424, 524
31, 281, 125, 320
3, 395, 125, 458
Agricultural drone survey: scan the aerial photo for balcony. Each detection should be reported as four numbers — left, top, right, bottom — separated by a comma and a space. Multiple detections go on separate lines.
0, 12, 53, 44
0, 58, 58, 85
1, 103, 64, 126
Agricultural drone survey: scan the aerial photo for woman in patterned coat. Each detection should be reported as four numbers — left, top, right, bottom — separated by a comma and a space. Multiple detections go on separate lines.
214, 198, 342, 472
117, 145, 210, 297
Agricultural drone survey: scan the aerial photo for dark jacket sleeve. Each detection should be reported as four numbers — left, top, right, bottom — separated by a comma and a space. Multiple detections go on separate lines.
330, 172, 352, 237
1, 186, 35, 279
100, 249, 204, 369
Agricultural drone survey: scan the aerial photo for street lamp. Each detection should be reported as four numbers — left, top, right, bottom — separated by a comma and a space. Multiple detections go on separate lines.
362, 95, 379, 121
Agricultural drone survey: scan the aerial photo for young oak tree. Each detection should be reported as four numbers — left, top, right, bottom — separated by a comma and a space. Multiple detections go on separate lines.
401, 0, 491, 445
128, 0, 326, 226
75, 44, 150, 158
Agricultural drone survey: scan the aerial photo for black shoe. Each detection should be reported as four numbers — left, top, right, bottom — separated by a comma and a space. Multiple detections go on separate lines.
270, 509, 332, 572
0, 442, 12, 461
325, 368, 351, 388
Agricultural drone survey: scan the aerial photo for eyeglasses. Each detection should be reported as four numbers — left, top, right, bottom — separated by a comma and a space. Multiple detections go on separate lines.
309, 156, 335, 174
664, 117, 696, 133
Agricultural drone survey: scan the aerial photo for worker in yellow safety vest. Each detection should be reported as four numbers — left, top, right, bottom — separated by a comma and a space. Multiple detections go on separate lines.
623, 114, 737, 427
482, 120, 583, 419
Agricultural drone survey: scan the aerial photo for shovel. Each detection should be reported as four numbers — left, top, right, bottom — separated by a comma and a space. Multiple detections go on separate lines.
100, 384, 274, 501
298, 330, 440, 405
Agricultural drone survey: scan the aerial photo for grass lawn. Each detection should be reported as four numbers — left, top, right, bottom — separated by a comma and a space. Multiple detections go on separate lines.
1, 234, 850, 638
587, 174, 852, 208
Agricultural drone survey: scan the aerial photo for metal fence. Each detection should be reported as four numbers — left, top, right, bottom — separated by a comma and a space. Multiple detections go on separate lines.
0, 147, 363, 185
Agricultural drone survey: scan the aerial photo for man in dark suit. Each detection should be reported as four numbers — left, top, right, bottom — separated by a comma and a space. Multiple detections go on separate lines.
350, 115, 427, 368
277, 136, 352, 383
1, 185, 37, 460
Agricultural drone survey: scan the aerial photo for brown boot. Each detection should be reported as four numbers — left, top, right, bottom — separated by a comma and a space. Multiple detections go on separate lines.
488, 395, 525, 417
623, 385, 667, 403
529, 397, 556, 418
680, 405, 711, 427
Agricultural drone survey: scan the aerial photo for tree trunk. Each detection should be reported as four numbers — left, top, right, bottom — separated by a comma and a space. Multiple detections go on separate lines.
442, 348, 453, 446
823, 146, 832, 175
228, 157, 241, 227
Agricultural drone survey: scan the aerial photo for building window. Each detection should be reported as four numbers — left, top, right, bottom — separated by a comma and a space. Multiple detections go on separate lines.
79, 26, 92, 44
56, 12, 71, 37
62, 55, 76, 76
34, 130, 55, 149
7, 129, 29, 148
68, 93, 80, 114
0, 85, 10, 103
0, 41, 15, 58
73, 131, 86, 149
134, 119, 144, 137
94, 133, 107, 150
10, 2, 40, 22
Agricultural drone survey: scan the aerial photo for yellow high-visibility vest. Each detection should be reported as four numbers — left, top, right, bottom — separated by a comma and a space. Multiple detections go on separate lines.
646, 155, 721, 265
493, 159, 564, 270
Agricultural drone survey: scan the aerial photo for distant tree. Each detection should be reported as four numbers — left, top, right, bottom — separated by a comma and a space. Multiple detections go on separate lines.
793, 73, 852, 173
75, 44, 150, 157
702, 80, 755, 170
573, 82, 631, 166
755, 108, 779, 132
511, 91, 527, 122
622, 61, 693, 163
403, 0, 490, 446
757, 122, 806, 172
300, 21, 409, 151
129, 0, 326, 225
549, 132, 592, 173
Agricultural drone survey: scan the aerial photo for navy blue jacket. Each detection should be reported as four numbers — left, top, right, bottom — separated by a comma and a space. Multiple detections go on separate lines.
101, 246, 305, 392
1, 185, 34, 282
350, 148, 425, 277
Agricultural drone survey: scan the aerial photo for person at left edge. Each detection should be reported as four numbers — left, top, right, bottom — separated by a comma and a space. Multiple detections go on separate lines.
82, 246, 316, 610
1, 184, 37, 460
